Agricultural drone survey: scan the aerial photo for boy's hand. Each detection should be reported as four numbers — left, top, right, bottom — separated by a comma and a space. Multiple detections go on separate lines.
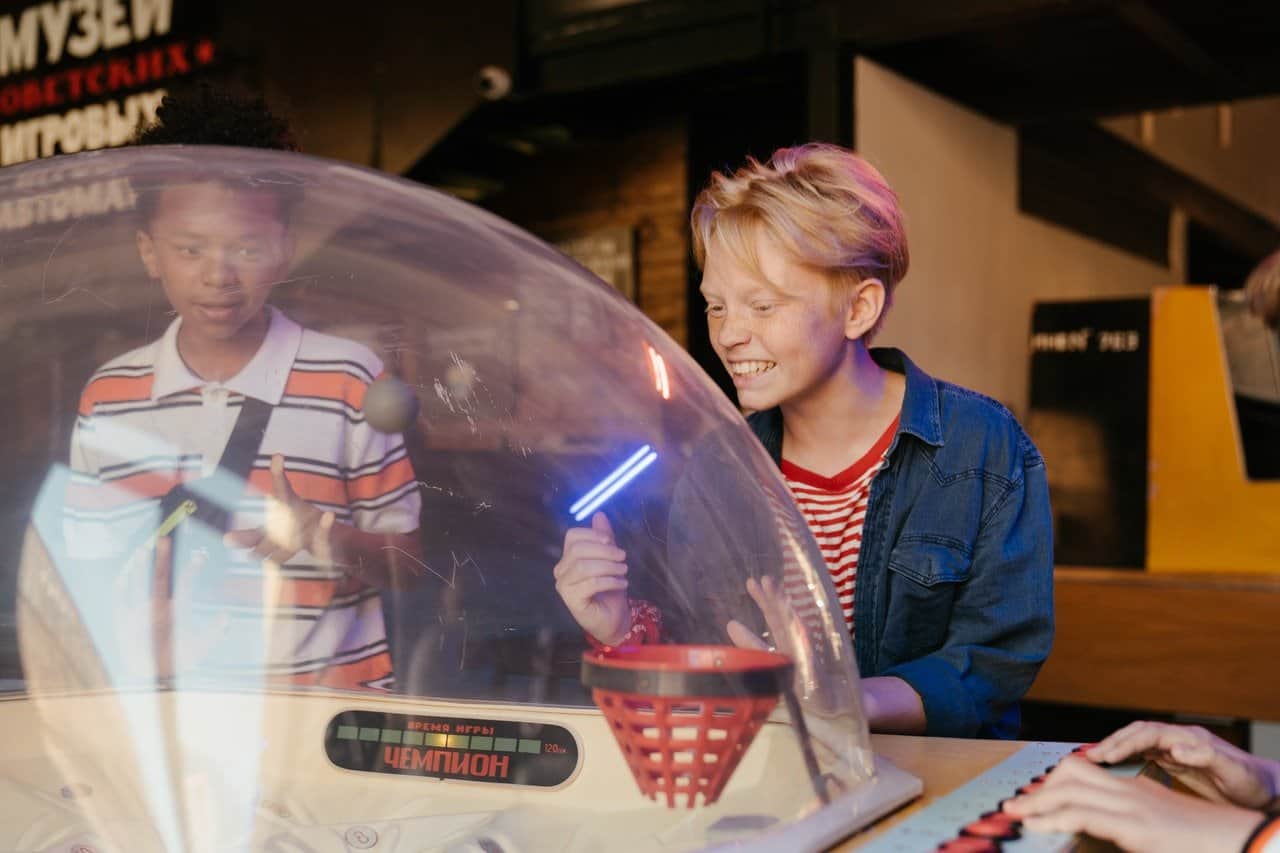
1003, 755, 1262, 853
726, 576, 791, 653
727, 576, 835, 713
224, 454, 337, 566
553, 512, 630, 646
1083, 721, 1279, 809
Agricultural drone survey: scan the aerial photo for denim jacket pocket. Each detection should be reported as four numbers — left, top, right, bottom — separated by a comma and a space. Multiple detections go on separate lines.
886, 535, 973, 584
881, 538, 973, 665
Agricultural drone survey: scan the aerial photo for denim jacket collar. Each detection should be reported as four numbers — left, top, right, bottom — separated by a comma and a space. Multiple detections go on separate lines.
871, 347, 944, 449
749, 346, 944, 464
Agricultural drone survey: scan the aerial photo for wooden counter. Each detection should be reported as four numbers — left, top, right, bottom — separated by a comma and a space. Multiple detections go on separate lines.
1029, 567, 1280, 721
824, 567, 1280, 848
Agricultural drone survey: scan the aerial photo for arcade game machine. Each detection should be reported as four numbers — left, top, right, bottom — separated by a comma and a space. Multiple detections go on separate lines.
1029, 287, 1280, 574
0, 147, 1137, 853
1024, 287, 1280, 769
1146, 286, 1280, 572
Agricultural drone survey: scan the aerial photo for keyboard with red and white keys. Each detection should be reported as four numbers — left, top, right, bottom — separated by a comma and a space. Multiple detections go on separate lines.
861, 741, 1145, 851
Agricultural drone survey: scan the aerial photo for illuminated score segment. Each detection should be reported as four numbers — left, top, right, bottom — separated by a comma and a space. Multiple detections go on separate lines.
325, 711, 580, 787
334, 726, 546, 754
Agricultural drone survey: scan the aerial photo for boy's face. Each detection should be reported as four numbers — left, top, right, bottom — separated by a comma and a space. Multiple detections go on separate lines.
136, 181, 293, 345
700, 230, 861, 413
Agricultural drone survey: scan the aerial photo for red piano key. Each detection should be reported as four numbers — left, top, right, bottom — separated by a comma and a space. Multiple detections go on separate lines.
961, 814, 1021, 841
937, 837, 1000, 852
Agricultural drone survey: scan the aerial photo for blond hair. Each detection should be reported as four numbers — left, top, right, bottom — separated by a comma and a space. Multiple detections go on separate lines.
1245, 249, 1280, 331
691, 143, 909, 328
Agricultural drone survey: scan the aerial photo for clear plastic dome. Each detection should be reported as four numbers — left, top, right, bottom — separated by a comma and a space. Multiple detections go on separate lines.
1, 146, 916, 851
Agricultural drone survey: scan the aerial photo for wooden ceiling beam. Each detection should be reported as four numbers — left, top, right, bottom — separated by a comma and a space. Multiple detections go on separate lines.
1114, 2, 1245, 93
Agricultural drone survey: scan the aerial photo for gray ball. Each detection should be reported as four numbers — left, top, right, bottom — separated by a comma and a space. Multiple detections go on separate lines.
364, 375, 420, 434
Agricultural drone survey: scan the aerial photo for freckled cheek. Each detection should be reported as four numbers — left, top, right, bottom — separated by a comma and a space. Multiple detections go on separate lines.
764, 315, 812, 354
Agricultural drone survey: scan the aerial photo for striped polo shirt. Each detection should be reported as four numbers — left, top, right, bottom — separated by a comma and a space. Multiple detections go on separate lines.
65, 306, 420, 690
781, 415, 898, 637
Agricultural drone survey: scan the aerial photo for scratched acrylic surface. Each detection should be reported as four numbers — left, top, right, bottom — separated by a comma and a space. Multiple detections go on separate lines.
0, 146, 877, 849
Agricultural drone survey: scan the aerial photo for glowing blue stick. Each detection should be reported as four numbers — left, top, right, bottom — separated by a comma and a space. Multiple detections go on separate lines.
572, 450, 658, 522
570, 445, 652, 516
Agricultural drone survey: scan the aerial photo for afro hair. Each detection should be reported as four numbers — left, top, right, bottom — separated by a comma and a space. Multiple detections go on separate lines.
132, 83, 298, 151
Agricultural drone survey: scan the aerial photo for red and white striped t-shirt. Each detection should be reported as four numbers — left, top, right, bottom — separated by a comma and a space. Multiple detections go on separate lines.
780, 415, 899, 637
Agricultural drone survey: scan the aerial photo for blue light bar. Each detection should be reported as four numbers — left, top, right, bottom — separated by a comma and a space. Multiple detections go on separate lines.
570, 445, 652, 516
572, 449, 658, 522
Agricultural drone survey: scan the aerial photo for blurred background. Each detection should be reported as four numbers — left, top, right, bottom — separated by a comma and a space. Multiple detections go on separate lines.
0, 0, 1277, 753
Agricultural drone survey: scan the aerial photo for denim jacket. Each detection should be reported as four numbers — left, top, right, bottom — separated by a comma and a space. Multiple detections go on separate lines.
746, 348, 1054, 738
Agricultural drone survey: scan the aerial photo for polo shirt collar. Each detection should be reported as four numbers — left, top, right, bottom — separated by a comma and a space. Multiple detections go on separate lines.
151, 305, 301, 405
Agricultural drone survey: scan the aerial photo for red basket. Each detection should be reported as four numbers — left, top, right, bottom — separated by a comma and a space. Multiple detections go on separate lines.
582, 645, 793, 808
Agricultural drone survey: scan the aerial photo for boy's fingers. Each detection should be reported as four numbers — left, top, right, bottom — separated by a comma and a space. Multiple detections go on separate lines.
567, 541, 627, 564
311, 511, 337, 566
564, 526, 613, 546
562, 560, 629, 583
1114, 723, 1176, 760
554, 547, 627, 582
270, 454, 293, 502
563, 525, 616, 550
558, 564, 630, 590
264, 545, 297, 566
591, 512, 614, 540
1092, 719, 1153, 757
224, 528, 266, 549
236, 524, 297, 562
1167, 741, 1214, 769
1095, 720, 1186, 764
725, 619, 769, 651
240, 533, 290, 565
746, 576, 786, 608
745, 575, 796, 642
1046, 755, 1123, 789
1006, 770, 1116, 817
251, 538, 277, 560
560, 575, 627, 604
582, 576, 628, 595
1021, 804, 1137, 848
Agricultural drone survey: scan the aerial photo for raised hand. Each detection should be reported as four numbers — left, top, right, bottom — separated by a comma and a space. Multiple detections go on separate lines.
726, 575, 792, 652
726, 575, 837, 714
224, 454, 335, 567
553, 512, 630, 645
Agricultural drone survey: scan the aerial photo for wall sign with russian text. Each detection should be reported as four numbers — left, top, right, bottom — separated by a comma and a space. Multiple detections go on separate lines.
0, 0, 218, 166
